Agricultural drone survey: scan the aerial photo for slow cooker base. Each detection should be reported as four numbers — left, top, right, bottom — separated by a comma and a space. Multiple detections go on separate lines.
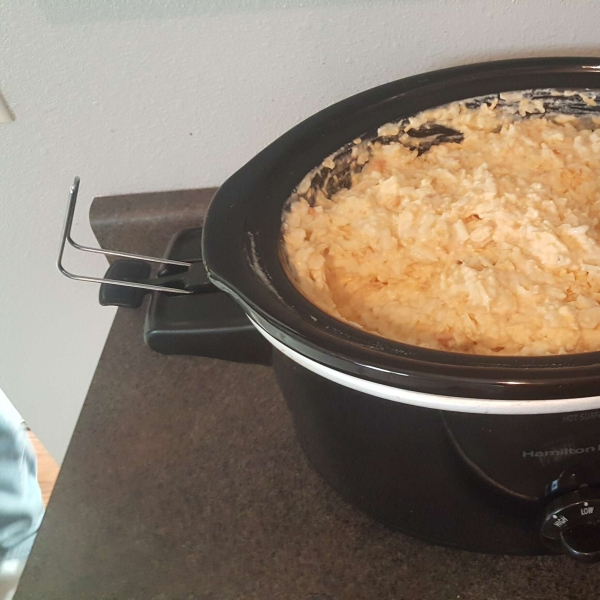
273, 351, 560, 556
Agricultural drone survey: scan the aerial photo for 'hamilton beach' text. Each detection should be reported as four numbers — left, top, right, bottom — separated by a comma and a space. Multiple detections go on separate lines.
523, 445, 600, 458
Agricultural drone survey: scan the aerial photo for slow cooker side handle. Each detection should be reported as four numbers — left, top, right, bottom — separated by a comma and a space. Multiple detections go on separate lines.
56, 178, 266, 365
96, 255, 273, 364
97, 228, 273, 366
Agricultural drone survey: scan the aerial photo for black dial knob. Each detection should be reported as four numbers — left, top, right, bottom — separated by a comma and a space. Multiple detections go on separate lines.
540, 488, 600, 563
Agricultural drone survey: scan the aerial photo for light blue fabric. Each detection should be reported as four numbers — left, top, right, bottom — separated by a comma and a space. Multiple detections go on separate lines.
0, 395, 44, 562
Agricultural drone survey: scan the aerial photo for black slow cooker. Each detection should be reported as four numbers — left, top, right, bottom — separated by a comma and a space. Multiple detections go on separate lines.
87, 57, 600, 561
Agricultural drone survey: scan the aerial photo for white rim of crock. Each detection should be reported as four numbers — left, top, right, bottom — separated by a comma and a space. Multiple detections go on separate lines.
251, 319, 600, 415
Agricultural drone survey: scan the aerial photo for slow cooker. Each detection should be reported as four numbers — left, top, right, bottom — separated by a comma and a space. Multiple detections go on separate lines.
61, 57, 600, 561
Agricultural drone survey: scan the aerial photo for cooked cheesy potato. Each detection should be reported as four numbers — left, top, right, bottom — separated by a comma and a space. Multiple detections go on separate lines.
283, 94, 600, 355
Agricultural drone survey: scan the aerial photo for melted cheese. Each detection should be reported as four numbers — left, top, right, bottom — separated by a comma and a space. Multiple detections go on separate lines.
283, 98, 600, 355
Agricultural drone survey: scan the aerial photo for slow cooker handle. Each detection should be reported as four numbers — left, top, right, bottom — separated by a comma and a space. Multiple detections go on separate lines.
56, 179, 272, 363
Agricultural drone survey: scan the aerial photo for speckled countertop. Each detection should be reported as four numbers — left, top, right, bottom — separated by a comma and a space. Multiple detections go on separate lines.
15, 190, 599, 599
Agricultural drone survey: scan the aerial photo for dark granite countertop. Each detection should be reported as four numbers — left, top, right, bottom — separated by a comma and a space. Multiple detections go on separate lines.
16, 190, 600, 599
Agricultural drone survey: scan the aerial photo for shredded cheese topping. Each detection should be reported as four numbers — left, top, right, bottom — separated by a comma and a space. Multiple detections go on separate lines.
283, 96, 600, 355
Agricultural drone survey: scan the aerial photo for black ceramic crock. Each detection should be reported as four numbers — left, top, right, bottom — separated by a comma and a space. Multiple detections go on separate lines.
201, 58, 600, 558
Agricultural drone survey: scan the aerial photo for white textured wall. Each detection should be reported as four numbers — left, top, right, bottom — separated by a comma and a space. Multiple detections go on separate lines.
1, 0, 599, 461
